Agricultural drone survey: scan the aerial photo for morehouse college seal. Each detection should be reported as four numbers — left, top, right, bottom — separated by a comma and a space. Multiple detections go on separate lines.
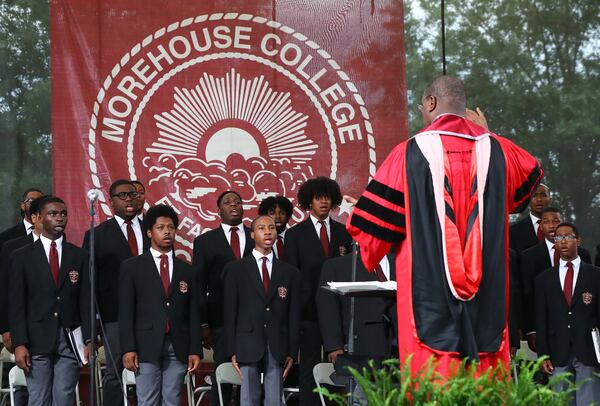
88, 13, 376, 260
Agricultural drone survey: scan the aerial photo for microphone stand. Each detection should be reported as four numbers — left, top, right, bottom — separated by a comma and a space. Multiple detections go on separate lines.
88, 198, 97, 406
346, 241, 358, 406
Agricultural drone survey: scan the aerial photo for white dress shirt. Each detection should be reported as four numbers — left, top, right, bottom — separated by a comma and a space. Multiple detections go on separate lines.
274, 229, 286, 259
378, 255, 391, 280
23, 219, 34, 235
530, 212, 541, 236
310, 214, 330, 241
221, 223, 246, 255
252, 249, 273, 281
558, 256, 581, 294
545, 238, 558, 267
114, 215, 144, 255
150, 248, 173, 281
40, 234, 63, 267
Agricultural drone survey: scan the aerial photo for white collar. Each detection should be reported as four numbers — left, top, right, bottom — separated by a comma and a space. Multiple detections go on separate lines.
150, 247, 172, 259
252, 249, 273, 262
310, 214, 329, 227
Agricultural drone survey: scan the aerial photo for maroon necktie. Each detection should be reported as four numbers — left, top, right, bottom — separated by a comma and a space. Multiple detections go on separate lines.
536, 219, 543, 242
49, 241, 59, 285
564, 261, 574, 307
553, 245, 560, 266
276, 235, 285, 260
125, 219, 139, 256
160, 254, 171, 333
230, 226, 241, 259
318, 220, 329, 257
261, 257, 270, 294
374, 264, 387, 282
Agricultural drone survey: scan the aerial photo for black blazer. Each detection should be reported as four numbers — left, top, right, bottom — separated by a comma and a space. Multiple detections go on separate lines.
284, 218, 352, 321
536, 262, 600, 366
82, 218, 150, 322
316, 252, 396, 358
520, 242, 591, 333
0, 222, 26, 250
223, 255, 301, 364
509, 216, 538, 254
119, 252, 203, 364
8, 239, 91, 355
0, 234, 34, 333
192, 225, 253, 328
508, 249, 522, 348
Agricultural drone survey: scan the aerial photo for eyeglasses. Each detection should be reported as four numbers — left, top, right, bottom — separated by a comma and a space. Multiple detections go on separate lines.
22, 198, 35, 204
111, 191, 139, 200
417, 104, 423, 113
554, 234, 577, 242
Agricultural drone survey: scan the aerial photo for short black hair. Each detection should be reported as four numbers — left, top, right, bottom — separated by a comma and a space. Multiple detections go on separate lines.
258, 196, 293, 217
541, 206, 562, 216
251, 214, 275, 231
143, 204, 179, 232
297, 177, 342, 210
423, 76, 466, 110
21, 188, 43, 201
37, 196, 65, 213
131, 180, 145, 191
30, 195, 51, 215
555, 222, 579, 238
216, 190, 242, 207
109, 179, 134, 197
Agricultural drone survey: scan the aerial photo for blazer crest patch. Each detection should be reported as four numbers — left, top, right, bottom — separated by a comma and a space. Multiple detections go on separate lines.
179, 280, 189, 293
278, 286, 288, 299
582, 291, 593, 305
69, 270, 79, 284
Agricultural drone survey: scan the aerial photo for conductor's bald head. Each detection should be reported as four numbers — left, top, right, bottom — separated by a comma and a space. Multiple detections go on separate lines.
420, 76, 467, 126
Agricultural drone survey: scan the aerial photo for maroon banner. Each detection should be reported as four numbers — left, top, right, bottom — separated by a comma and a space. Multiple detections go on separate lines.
51, 0, 407, 260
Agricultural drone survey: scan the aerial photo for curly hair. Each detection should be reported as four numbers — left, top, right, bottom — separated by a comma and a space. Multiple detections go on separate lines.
143, 204, 179, 232
297, 177, 342, 210
258, 196, 293, 217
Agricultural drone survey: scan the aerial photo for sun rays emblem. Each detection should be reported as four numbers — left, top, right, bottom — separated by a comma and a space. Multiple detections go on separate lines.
144, 68, 317, 221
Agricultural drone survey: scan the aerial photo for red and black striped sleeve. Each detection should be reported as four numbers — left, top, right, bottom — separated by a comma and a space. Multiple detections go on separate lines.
495, 136, 543, 214
347, 142, 407, 271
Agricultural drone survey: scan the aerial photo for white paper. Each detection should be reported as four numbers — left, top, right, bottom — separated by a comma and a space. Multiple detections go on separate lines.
592, 328, 600, 364
67, 326, 88, 366
326, 281, 397, 293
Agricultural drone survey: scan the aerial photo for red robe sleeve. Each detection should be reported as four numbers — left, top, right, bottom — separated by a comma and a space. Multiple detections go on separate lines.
494, 135, 543, 213
346, 141, 407, 272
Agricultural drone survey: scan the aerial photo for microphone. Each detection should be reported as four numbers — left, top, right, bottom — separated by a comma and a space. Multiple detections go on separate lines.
87, 189, 100, 202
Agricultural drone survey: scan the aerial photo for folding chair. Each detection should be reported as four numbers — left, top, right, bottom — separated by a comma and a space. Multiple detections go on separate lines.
8, 366, 25, 406
122, 369, 136, 405
313, 363, 344, 406
215, 362, 241, 406
0, 348, 15, 405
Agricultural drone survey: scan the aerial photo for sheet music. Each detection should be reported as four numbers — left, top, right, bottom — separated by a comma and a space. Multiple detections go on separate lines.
592, 328, 600, 364
326, 281, 397, 293
66, 326, 88, 366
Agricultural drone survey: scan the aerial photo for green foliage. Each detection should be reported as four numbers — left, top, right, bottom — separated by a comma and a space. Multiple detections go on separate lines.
0, 0, 51, 228
404, 0, 600, 247
316, 356, 575, 405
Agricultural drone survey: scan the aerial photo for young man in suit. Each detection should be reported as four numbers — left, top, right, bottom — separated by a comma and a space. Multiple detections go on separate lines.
509, 184, 550, 254
520, 207, 592, 352
9, 196, 91, 406
0, 195, 45, 406
317, 249, 397, 405
536, 222, 600, 405
120, 204, 202, 406
284, 176, 352, 405
193, 190, 253, 405
258, 195, 294, 260
132, 180, 146, 219
0, 188, 43, 249
82, 179, 149, 406
224, 215, 301, 406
